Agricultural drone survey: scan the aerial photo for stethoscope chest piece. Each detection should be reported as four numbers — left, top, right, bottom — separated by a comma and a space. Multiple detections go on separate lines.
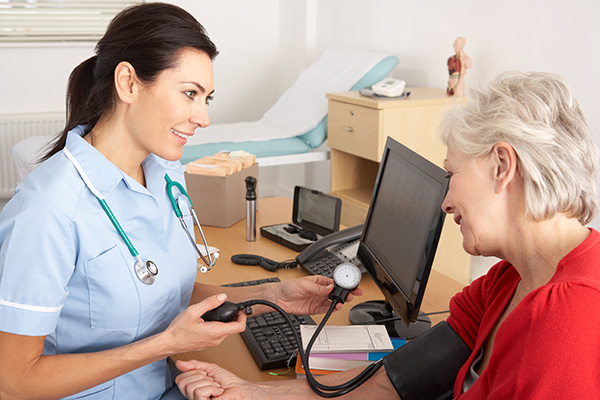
135, 259, 158, 285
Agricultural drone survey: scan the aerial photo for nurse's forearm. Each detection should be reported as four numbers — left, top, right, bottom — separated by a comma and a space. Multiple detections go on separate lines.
0, 330, 172, 400
190, 282, 279, 314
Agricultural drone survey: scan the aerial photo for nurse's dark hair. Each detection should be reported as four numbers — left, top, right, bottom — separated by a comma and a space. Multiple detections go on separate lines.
41, 2, 218, 161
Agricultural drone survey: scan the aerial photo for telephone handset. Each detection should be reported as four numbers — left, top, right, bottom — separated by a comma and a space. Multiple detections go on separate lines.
296, 224, 365, 278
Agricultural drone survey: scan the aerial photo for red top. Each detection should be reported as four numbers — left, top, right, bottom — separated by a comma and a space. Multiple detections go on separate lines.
447, 229, 600, 399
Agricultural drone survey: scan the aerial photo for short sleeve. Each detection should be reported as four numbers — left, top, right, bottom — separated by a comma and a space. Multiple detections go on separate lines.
0, 188, 76, 336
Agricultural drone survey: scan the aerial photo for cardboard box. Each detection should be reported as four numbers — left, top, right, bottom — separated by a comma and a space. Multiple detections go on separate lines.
184, 163, 259, 228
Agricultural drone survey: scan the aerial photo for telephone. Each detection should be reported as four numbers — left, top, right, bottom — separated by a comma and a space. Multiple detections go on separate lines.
296, 224, 365, 278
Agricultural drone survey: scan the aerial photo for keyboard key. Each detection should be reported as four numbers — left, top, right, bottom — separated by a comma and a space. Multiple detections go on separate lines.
221, 277, 316, 370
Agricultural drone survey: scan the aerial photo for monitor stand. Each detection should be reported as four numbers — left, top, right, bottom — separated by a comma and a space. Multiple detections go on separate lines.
349, 300, 431, 339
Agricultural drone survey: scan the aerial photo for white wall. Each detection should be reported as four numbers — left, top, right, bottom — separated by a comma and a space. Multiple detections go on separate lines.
312, 0, 600, 229
165, 0, 282, 124
0, 44, 93, 114
1, 0, 599, 228
0, 1, 282, 123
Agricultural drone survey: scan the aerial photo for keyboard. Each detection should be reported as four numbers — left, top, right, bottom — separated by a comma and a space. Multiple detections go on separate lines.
222, 277, 316, 370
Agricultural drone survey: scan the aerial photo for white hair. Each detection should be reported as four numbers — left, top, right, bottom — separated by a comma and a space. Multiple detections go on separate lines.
440, 71, 599, 224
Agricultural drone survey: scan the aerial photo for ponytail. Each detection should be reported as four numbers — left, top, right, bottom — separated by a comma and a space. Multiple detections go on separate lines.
41, 55, 108, 161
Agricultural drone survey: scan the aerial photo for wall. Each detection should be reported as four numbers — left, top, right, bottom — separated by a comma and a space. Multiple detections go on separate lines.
0, 0, 281, 123
0, 0, 303, 198
0, 0, 598, 227
313, 0, 600, 230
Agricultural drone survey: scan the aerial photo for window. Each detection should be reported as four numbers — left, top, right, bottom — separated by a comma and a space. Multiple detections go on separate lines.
0, 0, 141, 43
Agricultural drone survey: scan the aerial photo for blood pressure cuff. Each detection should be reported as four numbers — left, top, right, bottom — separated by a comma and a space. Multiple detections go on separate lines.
382, 322, 471, 400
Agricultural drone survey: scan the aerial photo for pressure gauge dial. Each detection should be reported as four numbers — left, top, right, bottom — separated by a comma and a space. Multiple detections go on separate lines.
332, 263, 362, 290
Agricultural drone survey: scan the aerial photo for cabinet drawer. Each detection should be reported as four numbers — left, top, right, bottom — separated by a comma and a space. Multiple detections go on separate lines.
328, 101, 381, 161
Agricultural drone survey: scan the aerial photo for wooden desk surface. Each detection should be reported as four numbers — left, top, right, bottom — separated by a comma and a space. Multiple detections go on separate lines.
172, 197, 464, 382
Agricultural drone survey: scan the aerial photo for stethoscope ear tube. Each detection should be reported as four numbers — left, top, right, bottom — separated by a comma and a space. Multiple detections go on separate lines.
167, 173, 215, 273
179, 211, 214, 272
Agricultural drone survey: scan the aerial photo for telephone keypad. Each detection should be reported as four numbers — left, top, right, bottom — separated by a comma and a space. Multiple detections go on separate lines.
304, 254, 345, 278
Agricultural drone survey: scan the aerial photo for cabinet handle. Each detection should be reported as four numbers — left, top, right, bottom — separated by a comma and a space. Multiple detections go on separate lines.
349, 110, 355, 116
345, 127, 354, 133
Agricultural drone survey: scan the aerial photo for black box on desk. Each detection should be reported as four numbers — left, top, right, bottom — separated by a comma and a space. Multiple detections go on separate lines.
260, 186, 341, 251
184, 163, 258, 228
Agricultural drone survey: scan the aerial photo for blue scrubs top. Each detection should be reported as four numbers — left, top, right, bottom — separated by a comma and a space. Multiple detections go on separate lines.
0, 126, 197, 399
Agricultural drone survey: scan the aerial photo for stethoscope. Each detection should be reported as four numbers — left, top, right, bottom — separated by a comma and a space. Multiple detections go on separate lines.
63, 148, 215, 285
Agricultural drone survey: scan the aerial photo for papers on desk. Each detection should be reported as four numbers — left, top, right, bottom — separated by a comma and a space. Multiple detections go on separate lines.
300, 324, 394, 353
296, 330, 405, 377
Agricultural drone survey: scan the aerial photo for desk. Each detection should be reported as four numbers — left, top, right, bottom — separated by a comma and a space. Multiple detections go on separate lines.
171, 197, 464, 382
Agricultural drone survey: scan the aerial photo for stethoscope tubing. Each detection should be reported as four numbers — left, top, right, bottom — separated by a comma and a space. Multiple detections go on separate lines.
179, 210, 214, 272
63, 147, 215, 285
167, 173, 215, 272
97, 197, 139, 258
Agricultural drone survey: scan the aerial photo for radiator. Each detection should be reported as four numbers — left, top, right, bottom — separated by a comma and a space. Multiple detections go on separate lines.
0, 112, 65, 198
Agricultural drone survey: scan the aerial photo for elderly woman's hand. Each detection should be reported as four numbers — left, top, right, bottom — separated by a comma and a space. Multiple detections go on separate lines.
176, 359, 256, 400
270, 275, 363, 315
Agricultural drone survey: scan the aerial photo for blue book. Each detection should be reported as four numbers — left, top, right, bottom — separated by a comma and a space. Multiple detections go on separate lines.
309, 337, 406, 362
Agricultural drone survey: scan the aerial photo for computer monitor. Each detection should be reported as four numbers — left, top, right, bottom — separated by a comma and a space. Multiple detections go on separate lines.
351, 136, 449, 338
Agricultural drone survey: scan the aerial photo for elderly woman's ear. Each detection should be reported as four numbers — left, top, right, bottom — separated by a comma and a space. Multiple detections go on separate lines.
491, 141, 519, 194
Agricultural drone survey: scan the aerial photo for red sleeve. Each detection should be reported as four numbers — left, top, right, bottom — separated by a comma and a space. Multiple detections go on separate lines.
475, 282, 600, 399
446, 261, 513, 349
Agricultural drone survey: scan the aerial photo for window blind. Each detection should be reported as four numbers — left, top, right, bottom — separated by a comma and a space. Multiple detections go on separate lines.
0, 1, 141, 43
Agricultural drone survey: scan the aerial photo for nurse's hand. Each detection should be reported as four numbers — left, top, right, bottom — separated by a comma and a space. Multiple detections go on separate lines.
271, 275, 363, 315
163, 293, 247, 354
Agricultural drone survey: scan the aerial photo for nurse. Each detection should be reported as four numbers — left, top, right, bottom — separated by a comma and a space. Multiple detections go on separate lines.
0, 3, 359, 399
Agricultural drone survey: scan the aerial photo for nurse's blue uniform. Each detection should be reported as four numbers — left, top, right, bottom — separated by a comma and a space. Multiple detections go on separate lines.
0, 126, 197, 399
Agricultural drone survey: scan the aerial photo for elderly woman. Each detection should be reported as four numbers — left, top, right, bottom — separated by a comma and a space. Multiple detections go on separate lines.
174, 71, 600, 400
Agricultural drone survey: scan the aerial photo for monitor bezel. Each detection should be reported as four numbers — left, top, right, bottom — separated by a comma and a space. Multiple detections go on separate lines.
357, 136, 449, 326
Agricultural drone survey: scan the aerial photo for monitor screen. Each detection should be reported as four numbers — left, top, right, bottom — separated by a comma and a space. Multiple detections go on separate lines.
354, 137, 448, 338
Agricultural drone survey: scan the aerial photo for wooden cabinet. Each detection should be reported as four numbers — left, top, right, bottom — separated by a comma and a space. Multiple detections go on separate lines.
327, 88, 471, 285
